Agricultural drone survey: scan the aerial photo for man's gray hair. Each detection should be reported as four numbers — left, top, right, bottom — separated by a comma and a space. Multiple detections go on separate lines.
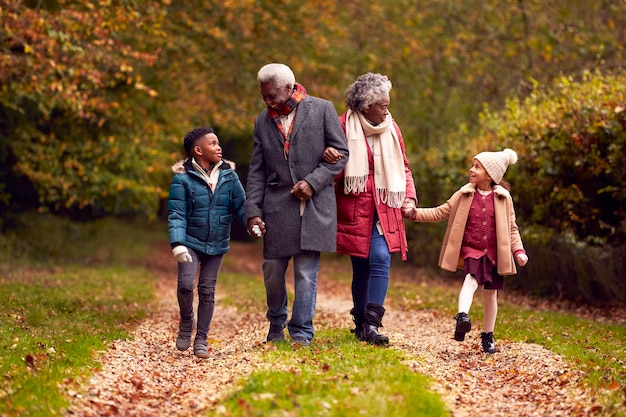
257, 63, 296, 88
345, 73, 392, 112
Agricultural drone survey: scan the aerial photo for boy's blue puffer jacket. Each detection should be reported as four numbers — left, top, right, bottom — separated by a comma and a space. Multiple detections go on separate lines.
167, 158, 246, 255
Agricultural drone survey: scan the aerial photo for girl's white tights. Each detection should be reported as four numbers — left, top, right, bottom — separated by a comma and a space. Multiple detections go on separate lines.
483, 289, 498, 333
458, 274, 499, 333
458, 273, 478, 314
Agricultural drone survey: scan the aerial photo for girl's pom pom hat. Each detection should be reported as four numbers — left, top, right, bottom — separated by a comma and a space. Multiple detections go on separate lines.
474, 148, 518, 184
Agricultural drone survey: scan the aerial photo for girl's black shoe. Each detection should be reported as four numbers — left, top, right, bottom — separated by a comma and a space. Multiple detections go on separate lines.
481, 332, 496, 353
454, 312, 471, 341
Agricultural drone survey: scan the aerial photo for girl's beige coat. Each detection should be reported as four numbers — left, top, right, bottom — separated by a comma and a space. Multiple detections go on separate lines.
414, 183, 525, 275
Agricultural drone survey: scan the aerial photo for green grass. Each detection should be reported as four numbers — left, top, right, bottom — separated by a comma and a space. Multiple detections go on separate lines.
1, 213, 624, 416
214, 254, 448, 417
218, 272, 268, 311
498, 307, 626, 415
212, 330, 447, 417
0, 213, 161, 416
383, 269, 626, 417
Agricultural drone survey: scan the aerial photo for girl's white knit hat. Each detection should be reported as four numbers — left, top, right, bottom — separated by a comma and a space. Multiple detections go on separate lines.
473, 148, 518, 184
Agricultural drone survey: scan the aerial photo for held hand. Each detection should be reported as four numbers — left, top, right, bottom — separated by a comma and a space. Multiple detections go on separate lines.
247, 217, 266, 238
401, 198, 417, 220
516, 253, 528, 266
323, 147, 345, 164
172, 246, 193, 263
401, 207, 417, 219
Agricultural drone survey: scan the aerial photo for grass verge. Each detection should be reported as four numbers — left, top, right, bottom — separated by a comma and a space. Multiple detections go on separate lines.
214, 330, 447, 417
0, 213, 162, 416
386, 268, 626, 416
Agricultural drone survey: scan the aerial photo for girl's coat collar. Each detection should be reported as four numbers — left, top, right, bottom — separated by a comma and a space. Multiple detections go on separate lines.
460, 183, 510, 198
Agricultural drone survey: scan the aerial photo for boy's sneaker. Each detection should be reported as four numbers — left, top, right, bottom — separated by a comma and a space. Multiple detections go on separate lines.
176, 319, 194, 351
193, 339, 210, 359
454, 312, 471, 341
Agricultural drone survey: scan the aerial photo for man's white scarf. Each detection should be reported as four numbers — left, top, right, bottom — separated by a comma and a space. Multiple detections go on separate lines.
343, 109, 406, 208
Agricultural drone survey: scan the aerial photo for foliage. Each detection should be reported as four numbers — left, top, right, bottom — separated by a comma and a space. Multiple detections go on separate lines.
153, 0, 626, 147
475, 70, 626, 245
0, 0, 172, 217
2, 0, 626, 218
510, 230, 626, 305
408, 70, 626, 303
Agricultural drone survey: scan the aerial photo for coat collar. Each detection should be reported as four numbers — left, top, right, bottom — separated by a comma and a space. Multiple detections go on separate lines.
460, 182, 510, 199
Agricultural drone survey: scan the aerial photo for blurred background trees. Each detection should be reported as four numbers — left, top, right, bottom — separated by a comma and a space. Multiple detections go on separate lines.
1, 0, 624, 303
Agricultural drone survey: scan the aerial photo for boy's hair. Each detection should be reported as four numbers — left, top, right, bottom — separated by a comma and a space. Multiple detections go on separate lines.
183, 126, 214, 157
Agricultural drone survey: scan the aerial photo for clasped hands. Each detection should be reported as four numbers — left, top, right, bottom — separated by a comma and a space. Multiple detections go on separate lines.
247, 217, 266, 239
401, 198, 417, 219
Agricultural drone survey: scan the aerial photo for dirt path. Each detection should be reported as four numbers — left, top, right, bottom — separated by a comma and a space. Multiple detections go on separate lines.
66, 242, 604, 416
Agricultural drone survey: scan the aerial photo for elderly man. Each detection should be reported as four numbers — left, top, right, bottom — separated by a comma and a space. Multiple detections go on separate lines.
245, 63, 348, 346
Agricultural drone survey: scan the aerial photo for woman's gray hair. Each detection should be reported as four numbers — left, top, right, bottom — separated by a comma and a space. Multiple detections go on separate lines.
345, 73, 392, 111
257, 63, 296, 88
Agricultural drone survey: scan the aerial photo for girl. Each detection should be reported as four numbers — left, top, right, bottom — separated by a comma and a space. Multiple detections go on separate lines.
404, 148, 528, 353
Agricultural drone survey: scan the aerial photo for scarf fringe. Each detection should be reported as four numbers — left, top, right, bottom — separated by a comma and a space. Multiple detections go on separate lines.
344, 175, 368, 194
375, 189, 405, 208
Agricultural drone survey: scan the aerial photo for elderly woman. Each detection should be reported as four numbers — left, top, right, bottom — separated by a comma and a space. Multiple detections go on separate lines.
325, 73, 418, 345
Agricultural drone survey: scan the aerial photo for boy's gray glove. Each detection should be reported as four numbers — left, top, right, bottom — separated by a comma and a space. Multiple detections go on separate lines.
172, 245, 193, 263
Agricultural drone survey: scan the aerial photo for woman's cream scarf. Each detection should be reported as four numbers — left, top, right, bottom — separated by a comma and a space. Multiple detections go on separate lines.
343, 109, 406, 208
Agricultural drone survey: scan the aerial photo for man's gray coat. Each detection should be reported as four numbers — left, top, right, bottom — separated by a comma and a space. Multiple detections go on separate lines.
244, 95, 349, 259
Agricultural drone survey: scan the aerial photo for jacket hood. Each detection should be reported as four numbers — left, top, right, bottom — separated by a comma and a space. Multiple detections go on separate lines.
171, 159, 236, 175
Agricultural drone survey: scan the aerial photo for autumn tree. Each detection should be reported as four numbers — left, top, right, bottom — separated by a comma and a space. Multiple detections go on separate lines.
0, 0, 170, 220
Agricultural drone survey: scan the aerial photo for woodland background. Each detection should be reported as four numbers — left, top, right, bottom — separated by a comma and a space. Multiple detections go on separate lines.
1, 0, 625, 304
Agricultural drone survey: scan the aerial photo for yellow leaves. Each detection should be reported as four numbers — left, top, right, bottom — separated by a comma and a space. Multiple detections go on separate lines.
541, 44, 553, 63
134, 82, 158, 97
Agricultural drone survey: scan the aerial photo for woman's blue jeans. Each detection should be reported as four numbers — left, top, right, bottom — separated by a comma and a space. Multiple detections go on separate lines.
177, 248, 224, 341
263, 251, 320, 341
351, 219, 391, 317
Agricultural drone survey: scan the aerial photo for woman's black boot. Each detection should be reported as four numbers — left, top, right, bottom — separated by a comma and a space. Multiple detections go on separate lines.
350, 308, 366, 341
362, 303, 389, 346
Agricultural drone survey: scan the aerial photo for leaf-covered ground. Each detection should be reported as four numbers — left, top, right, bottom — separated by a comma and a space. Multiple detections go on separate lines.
66, 242, 620, 416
